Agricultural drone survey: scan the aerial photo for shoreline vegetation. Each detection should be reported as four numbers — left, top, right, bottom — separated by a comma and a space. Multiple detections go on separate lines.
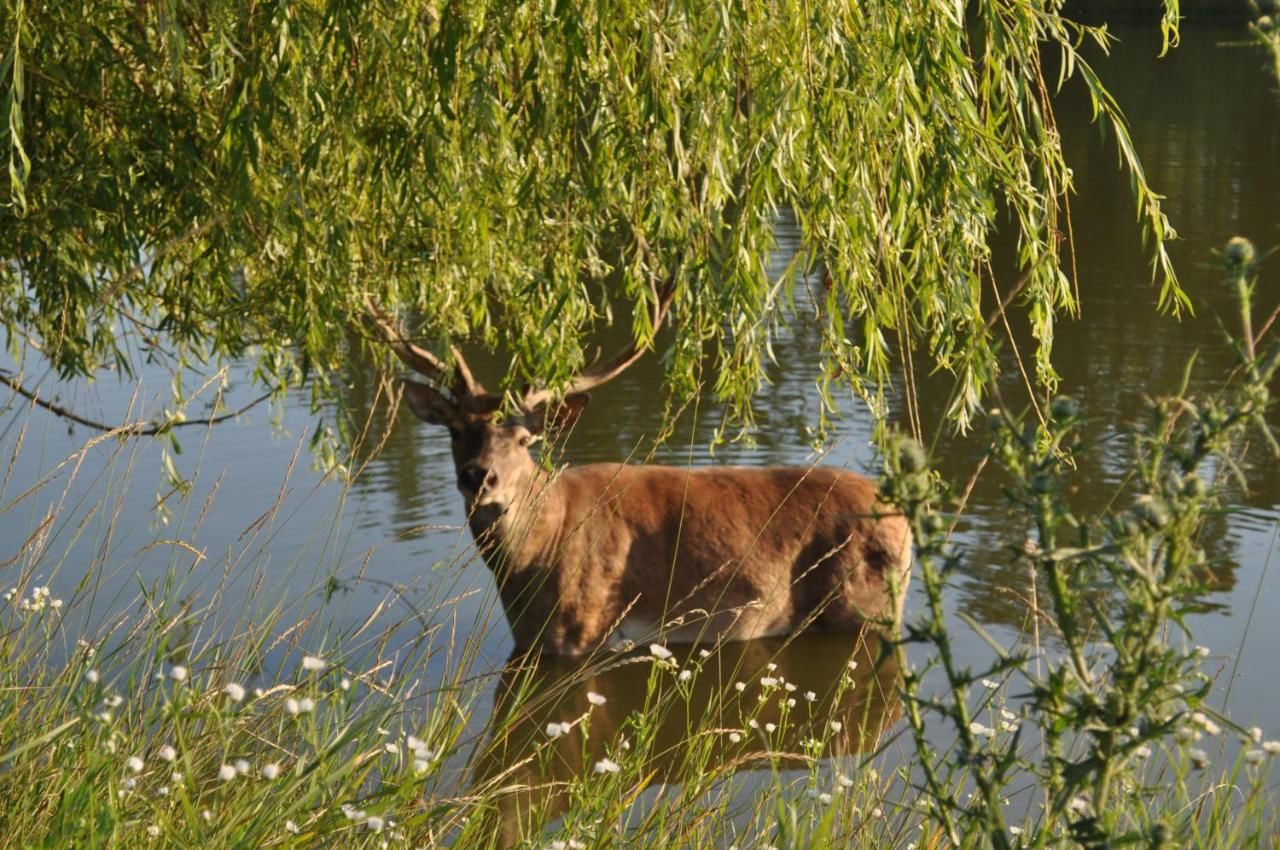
1, 240, 1277, 847
3, 2, 1280, 845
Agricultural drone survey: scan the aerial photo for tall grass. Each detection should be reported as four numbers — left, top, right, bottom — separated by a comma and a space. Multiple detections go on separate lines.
1, 239, 1278, 849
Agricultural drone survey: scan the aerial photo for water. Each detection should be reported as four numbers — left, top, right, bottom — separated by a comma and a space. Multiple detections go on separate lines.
2, 18, 1279, 806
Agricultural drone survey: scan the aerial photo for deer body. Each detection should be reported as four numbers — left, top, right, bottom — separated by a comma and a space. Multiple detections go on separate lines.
470, 460, 911, 655
367, 287, 912, 657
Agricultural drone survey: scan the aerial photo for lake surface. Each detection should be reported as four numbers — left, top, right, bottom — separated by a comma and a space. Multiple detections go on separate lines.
2, 18, 1278, 811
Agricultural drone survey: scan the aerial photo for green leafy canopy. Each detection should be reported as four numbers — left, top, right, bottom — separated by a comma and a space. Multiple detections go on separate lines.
0, 0, 1183, 441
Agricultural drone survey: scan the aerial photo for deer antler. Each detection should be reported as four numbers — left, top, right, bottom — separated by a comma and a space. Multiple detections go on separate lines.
521, 272, 678, 410
363, 295, 484, 400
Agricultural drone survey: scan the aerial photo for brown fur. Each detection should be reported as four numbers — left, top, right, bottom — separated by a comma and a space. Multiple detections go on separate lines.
403, 381, 912, 656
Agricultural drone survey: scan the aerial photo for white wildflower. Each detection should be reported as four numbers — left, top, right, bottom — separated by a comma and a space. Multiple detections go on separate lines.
1188, 749, 1208, 769
85, 669, 100, 684
818, 792, 833, 805
365, 815, 385, 832
734, 682, 746, 693
760, 676, 778, 688
104, 694, 124, 708
285, 820, 300, 834
156, 786, 169, 797
586, 691, 606, 706
1067, 796, 1089, 814
218, 764, 236, 781
339, 677, 352, 691
764, 723, 777, 733
261, 763, 281, 780
414, 758, 431, 774
1133, 745, 1152, 759
126, 755, 144, 773
168, 665, 188, 683
804, 690, 817, 702
157, 744, 177, 762
1190, 711, 1221, 736
981, 678, 999, 689
1245, 749, 1266, 764
830, 720, 843, 733
223, 682, 246, 702
1009, 826, 1024, 836
301, 655, 327, 673
593, 758, 621, 774
1262, 740, 1280, 754
648, 643, 673, 661
838, 774, 854, 789
201, 810, 212, 823
968, 721, 995, 738
678, 669, 692, 682
146, 824, 161, 838
728, 732, 742, 743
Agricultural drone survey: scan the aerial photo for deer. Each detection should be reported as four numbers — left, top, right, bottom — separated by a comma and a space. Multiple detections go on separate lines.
365, 282, 912, 657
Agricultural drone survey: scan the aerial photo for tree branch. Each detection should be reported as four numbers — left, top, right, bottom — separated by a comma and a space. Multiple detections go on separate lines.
0, 371, 274, 436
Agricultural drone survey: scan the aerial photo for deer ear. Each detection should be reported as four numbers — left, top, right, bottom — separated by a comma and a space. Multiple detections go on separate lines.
401, 380, 457, 427
527, 392, 591, 436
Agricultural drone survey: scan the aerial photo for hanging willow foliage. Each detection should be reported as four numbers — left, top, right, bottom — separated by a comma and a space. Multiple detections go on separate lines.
0, 0, 1182, 439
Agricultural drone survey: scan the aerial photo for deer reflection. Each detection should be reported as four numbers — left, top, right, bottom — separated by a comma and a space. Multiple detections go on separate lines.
470, 630, 901, 846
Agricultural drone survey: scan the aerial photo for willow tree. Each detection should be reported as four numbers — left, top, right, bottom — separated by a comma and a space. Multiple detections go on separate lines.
1, 0, 1182, 448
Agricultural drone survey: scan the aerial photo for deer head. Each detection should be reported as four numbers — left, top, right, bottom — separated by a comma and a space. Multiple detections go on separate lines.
399, 380, 590, 511
365, 280, 675, 514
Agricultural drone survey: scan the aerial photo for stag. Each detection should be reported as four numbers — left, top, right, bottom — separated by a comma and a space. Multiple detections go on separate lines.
366, 284, 911, 656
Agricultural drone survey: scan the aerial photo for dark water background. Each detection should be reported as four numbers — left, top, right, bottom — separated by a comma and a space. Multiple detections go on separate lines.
2, 19, 1278, 801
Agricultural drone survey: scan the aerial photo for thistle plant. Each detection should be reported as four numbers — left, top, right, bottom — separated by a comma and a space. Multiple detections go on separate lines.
888, 237, 1280, 848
